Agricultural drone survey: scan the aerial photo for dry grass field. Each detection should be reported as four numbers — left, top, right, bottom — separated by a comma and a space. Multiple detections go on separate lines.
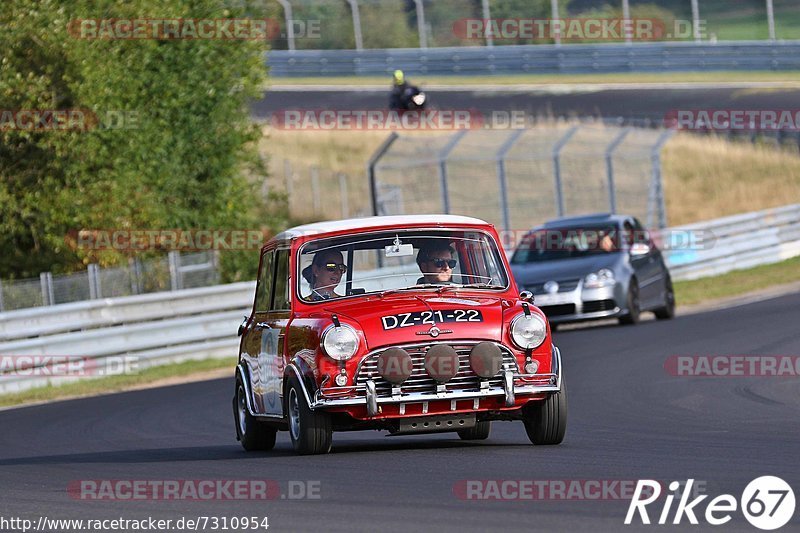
260, 126, 800, 227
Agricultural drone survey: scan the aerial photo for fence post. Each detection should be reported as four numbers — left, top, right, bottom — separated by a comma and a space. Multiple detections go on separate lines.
40, 272, 54, 306
622, 0, 632, 44
413, 0, 428, 48
551, 0, 561, 45
0, 279, 4, 312
496, 129, 526, 233
691, 0, 701, 42
276, 0, 296, 51
311, 166, 321, 215
168, 251, 182, 291
605, 127, 632, 214
437, 130, 468, 214
552, 126, 579, 217
766, 0, 776, 41
481, 0, 493, 47
346, 0, 363, 50
88, 263, 100, 299
367, 132, 399, 216
649, 129, 675, 229
339, 173, 349, 218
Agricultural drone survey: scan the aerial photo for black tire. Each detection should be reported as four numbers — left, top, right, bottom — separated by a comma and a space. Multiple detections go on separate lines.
286, 374, 332, 455
619, 279, 641, 325
234, 379, 277, 451
653, 276, 676, 320
523, 376, 567, 445
457, 421, 491, 441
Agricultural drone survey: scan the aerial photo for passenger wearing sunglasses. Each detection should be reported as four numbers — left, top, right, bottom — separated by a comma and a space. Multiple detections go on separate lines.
302, 250, 348, 301
415, 242, 457, 285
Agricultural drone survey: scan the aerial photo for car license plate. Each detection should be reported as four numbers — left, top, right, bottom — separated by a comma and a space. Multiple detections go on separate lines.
534, 293, 573, 306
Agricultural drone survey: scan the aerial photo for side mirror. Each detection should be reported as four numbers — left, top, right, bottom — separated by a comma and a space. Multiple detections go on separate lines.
630, 243, 651, 257
237, 315, 248, 337
519, 290, 534, 303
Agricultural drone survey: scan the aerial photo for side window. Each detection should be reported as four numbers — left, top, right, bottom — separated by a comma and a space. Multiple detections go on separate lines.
271, 249, 291, 310
623, 221, 635, 247
631, 219, 651, 245
255, 250, 274, 312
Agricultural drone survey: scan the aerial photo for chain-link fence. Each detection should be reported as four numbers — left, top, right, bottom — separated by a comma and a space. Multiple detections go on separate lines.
0, 251, 218, 312
368, 123, 674, 247
268, 0, 799, 50
276, 159, 369, 221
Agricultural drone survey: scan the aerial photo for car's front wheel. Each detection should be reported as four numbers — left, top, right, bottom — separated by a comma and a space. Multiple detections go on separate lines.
619, 279, 641, 325
457, 421, 491, 441
286, 374, 332, 455
654, 276, 676, 320
234, 379, 277, 451
522, 377, 567, 445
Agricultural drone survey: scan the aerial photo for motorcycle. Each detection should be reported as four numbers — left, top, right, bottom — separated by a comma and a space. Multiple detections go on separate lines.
390, 85, 427, 111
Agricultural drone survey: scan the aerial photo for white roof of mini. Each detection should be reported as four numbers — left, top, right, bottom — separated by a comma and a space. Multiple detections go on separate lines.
273, 215, 491, 242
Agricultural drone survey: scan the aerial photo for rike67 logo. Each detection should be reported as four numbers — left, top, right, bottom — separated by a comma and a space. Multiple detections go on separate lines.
626, 477, 796, 530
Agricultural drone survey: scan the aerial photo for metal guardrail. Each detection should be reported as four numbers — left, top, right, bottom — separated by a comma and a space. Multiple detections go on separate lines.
267, 41, 800, 77
1, 204, 799, 395
664, 204, 800, 281
0, 282, 254, 394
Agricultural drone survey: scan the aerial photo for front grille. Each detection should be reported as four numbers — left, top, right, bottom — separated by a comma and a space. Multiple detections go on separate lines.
582, 299, 617, 313
355, 342, 518, 396
526, 279, 580, 295
539, 304, 576, 317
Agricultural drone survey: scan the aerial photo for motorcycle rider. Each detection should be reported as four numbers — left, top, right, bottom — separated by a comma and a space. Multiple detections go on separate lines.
389, 69, 409, 110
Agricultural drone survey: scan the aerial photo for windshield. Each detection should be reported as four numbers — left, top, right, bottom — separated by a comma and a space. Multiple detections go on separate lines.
511, 224, 622, 263
297, 229, 509, 302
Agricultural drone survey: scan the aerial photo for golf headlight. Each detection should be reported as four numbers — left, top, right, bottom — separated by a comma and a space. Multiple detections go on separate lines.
321, 324, 359, 361
584, 268, 615, 289
510, 313, 547, 350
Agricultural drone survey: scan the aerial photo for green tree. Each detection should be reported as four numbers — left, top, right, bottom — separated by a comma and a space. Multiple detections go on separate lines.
0, 0, 282, 281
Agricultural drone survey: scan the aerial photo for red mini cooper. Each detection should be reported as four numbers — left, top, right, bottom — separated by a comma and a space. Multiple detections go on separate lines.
233, 215, 566, 454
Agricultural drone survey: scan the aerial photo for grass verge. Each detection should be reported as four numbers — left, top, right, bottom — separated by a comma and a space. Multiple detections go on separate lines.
0, 356, 236, 409
268, 71, 800, 87
674, 255, 800, 306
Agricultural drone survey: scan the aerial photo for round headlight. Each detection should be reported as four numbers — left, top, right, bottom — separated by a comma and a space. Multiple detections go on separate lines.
510, 313, 547, 350
321, 324, 359, 361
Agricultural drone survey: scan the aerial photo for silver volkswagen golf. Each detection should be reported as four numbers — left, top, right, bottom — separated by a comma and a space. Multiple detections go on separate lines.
510, 214, 675, 328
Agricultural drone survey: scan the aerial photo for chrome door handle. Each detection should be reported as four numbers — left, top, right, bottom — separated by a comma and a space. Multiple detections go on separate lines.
256, 322, 271, 329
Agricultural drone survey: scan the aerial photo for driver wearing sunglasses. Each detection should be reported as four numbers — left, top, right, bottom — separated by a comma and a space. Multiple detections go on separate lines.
416, 242, 457, 285
302, 249, 348, 301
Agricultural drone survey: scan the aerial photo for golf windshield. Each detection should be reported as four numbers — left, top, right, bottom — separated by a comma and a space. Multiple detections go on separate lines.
298, 230, 509, 302
511, 225, 621, 263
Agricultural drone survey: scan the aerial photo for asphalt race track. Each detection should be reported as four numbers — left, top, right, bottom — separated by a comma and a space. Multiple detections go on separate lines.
252, 85, 800, 125
1, 293, 799, 532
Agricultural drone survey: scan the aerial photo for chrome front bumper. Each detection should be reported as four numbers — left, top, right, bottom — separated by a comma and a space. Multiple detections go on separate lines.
310, 345, 563, 416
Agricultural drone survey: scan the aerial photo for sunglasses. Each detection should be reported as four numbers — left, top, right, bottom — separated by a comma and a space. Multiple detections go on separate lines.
427, 258, 457, 269
323, 263, 348, 273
